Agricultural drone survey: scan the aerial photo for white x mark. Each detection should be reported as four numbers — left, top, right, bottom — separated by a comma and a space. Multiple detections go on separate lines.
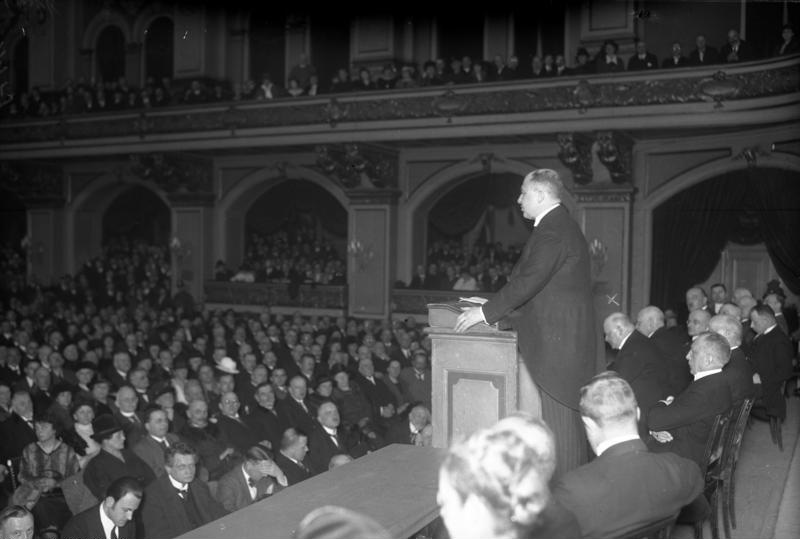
606, 294, 620, 306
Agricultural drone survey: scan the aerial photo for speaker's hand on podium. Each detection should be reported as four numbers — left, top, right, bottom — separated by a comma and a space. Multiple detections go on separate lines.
455, 306, 485, 332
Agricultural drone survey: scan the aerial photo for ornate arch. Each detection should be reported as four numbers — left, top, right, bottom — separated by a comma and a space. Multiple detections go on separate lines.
132, 10, 174, 41
64, 173, 172, 272
81, 10, 133, 50
637, 153, 800, 307
215, 164, 349, 266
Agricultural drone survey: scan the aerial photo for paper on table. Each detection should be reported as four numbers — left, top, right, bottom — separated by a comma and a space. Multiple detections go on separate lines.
459, 296, 489, 305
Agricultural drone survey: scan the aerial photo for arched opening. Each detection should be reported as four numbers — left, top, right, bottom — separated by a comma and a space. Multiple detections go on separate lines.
144, 17, 174, 83
0, 189, 26, 249
651, 167, 800, 321
409, 171, 528, 289
242, 179, 347, 281
12, 35, 29, 93
102, 185, 170, 246
96, 25, 126, 83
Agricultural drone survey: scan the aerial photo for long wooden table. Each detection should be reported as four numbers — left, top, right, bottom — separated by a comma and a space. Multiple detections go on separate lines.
175, 444, 445, 539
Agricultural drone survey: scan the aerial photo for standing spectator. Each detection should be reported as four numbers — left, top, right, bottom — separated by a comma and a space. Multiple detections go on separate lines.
627, 40, 659, 70
663, 41, 689, 68
288, 53, 317, 92
721, 28, 755, 62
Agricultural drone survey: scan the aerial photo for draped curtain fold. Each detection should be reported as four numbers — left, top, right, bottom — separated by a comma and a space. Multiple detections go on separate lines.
651, 168, 800, 319
428, 173, 522, 239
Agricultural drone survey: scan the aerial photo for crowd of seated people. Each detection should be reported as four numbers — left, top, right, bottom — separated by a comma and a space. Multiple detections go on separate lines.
216, 226, 346, 286
0, 238, 433, 537
3, 24, 795, 121
405, 240, 521, 292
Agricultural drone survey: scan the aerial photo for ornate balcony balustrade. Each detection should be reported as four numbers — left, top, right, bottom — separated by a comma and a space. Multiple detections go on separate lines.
1, 55, 797, 158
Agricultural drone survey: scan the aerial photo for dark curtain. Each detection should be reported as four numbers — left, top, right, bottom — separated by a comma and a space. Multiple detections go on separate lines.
651, 168, 800, 319
428, 173, 522, 239
245, 180, 347, 239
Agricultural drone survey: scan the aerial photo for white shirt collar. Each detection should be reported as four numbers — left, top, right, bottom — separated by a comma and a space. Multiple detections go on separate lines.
323, 425, 337, 436
618, 330, 633, 350
595, 434, 640, 456
168, 474, 187, 491
98, 503, 116, 539
533, 203, 561, 227
694, 368, 722, 381
150, 435, 167, 444
764, 324, 777, 335
242, 465, 257, 497
409, 422, 420, 435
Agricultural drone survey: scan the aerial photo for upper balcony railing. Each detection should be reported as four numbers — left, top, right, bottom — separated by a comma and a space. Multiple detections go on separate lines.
1, 54, 798, 158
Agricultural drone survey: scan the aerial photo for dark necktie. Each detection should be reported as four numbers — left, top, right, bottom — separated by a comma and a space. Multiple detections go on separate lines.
247, 477, 256, 488
330, 433, 339, 447
111, 526, 118, 539
159, 440, 169, 454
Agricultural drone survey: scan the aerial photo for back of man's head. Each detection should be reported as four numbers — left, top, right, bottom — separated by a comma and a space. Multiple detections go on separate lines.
636, 306, 664, 336
524, 169, 562, 202
692, 332, 731, 370
709, 314, 742, 348
579, 372, 638, 429
105, 476, 143, 504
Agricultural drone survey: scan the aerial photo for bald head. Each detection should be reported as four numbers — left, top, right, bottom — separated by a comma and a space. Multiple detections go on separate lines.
688, 332, 730, 374
738, 296, 757, 319
719, 303, 742, 319
636, 306, 664, 337
733, 287, 753, 305
709, 314, 742, 348
603, 313, 635, 350
687, 309, 711, 337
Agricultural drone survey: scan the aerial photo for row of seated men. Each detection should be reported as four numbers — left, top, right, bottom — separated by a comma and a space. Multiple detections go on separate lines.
603, 285, 795, 470
0, 311, 434, 538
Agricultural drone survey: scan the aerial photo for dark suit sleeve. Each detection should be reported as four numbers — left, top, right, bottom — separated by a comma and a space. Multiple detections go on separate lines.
483, 231, 563, 324
215, 475, 240, 513
648, 388, 704, 431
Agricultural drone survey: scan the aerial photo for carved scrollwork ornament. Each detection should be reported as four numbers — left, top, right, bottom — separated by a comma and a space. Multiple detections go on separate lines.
556, 133, 593, 185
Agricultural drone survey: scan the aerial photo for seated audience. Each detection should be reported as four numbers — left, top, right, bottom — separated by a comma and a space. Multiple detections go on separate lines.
627, 40, 659, 70
647, 332, 733, 467
553, 372, 704, 539
62, 476, 143, 539
178, 399, 240, 481
709, 314, 756, 403
0, 506, 35, 539
386, 404, 431, 446
721, 28, 755, 63
748, 305, 794, 421
215, 445, 287, 513
636, 306, 691, 396
776, 23, 799, 56
18, 410, 80, 536
604, 313, 668, 434
663, 41, 689, 68
274, 428, 313, 486
139, 441, 225, 538
689, 34, 720, 65
398, 351, 432, 410
595, 40, 625, 73
132, 407, 181, 477
438, 415, 580, 539
306, 401, 365, 474
82, 414, 155, 501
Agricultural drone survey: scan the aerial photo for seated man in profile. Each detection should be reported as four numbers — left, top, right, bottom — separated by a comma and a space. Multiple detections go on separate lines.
553, 373, 704, 539
648, 332, 733, 468
708, 314, 756, 404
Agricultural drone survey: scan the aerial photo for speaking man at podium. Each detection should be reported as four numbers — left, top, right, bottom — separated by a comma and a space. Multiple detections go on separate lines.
455, 169, 596, 474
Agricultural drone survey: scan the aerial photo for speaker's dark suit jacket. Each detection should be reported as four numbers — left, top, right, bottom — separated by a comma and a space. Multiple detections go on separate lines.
609, 331, 669, 433
649, 327, 692, 397
722, 347, 756, 404
273, 451, 313, 486
553, 439, 703, 539
276, 396, 317, 435
139, 474, 225, 539
648, 372, 732, 467
749, 327, 794, 419
62, 503, 137, 539
482, 205, 596, 410
215, 464, 284, 514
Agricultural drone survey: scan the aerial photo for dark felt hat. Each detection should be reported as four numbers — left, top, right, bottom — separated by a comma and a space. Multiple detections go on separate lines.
91, 414, 123, 442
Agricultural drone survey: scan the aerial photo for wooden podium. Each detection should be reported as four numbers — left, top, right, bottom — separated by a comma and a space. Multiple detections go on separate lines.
427, 301, 533, 449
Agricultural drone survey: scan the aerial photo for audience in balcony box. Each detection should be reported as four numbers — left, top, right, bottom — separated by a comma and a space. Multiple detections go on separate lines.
329, 68, 352, 93
288, 52, 317, 93
542, 54, 557, 77
395, 65, 420, 89
286, 79, 306, 98
627, 40, 659, 71
489, 54, 507, 81
554, 54, 569, 76
689, 34, 720, 65
183, 80, 208, 104
570, 47, 595, 75
353, 68, 377, 91
376, 65, 398, 90
775, 24, 798, 56
306, 75, 321, 97
504, 54, 523, 79
663, 41, 690, 68
531, 56, 546, 78
721, 28, 754, 63
459, 56, 475, 82
596, 39, 625, 73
